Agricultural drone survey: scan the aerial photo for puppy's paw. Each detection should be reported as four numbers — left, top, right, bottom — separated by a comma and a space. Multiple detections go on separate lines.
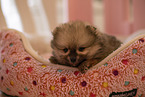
78, 61, 89, 73
78, 59, 100, 73
49, 56, 58, 64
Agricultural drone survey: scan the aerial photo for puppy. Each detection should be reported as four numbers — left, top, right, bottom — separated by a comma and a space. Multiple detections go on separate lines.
49, 21, 122, 73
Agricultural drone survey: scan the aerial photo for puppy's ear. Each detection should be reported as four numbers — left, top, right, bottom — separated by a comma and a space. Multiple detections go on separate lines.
52, 27, 61, 36
86, 25, 97, 35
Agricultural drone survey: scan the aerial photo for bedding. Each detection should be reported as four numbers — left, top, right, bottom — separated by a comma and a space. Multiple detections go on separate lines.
0, 29, 145, 97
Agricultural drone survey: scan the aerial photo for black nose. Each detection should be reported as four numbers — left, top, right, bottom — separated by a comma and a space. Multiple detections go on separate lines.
70, 57, 76, 63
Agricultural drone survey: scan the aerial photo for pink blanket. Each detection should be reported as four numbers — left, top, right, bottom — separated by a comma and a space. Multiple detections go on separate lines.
0, 29, 145, 97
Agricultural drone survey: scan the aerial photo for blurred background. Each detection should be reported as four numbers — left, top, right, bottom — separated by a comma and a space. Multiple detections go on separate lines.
0, 0, 104, 34
0, 0, 145, 54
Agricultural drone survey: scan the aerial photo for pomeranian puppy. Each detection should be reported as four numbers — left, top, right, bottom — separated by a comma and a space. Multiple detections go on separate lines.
49, 21, 122, 73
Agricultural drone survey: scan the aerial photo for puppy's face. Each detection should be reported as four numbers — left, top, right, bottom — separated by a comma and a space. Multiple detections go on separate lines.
51, 21, 101, 67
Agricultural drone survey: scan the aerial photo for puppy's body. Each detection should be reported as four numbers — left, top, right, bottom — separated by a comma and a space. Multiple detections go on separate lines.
50, 21, 122, 73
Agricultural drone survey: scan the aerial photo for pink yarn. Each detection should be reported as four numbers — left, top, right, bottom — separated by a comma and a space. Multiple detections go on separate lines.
0, 29, 145, 97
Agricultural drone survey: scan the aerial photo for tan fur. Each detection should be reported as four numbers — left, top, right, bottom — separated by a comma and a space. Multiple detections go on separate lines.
50, 21, 122, 72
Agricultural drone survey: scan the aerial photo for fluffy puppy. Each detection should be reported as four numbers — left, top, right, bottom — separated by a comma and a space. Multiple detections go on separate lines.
49, 21, 122, 73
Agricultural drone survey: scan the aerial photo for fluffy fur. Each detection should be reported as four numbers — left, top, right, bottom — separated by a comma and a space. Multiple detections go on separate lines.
49, 21, 122, 73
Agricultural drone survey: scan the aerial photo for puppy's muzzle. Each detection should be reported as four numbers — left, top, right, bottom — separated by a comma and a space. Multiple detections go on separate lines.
68, 50, 78, 65
70, 57, 76, 63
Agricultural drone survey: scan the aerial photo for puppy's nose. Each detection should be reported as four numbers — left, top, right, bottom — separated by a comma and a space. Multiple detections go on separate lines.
70, 57, 76, 63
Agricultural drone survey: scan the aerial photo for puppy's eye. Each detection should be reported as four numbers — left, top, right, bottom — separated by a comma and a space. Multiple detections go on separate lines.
78, 47, 86, 52
63, 48, 68, 53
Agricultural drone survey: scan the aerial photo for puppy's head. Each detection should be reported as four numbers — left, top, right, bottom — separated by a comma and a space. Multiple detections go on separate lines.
51, 21, 101, 67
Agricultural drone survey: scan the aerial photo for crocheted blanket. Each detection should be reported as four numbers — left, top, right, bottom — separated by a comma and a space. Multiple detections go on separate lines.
0, 29, 145, 97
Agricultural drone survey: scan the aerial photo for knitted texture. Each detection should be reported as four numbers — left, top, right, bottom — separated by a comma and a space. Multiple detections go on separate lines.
0, 29, 145, 97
